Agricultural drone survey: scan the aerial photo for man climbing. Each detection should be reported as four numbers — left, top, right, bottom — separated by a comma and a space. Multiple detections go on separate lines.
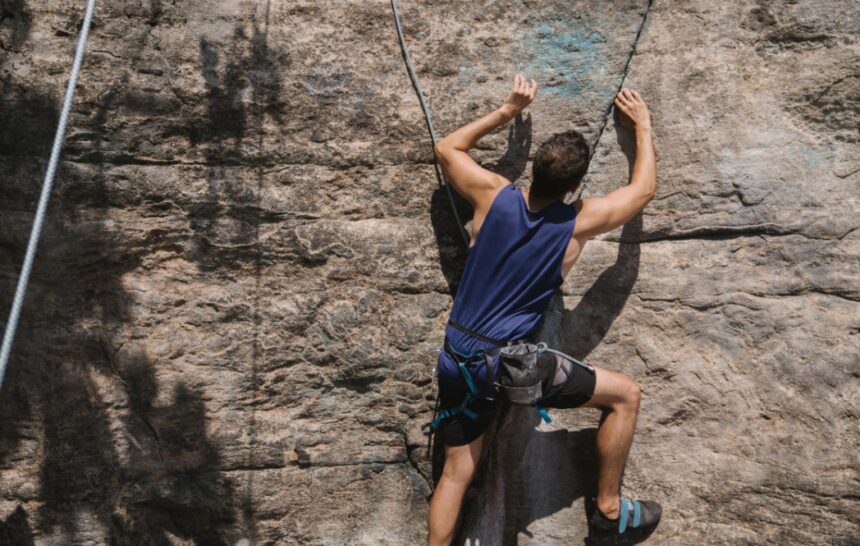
427, 75, 660, 545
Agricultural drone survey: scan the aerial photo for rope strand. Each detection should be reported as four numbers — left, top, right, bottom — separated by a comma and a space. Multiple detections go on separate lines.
0, 0, 98, 392
390, 0, 470, 247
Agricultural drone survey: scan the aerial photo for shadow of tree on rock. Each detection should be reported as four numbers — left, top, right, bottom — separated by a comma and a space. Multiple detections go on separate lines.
0, 0, 32, 57
0, 506, 33, 546
0, 13, 249, 543
188, 22, 289, 272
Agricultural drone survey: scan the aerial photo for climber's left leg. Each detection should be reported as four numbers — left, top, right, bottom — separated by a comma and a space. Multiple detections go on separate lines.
427, 432, 485, 546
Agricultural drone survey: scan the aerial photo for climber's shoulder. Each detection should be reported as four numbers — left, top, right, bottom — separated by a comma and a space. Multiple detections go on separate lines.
435, 142, 508, 209
474, 173, 510, 210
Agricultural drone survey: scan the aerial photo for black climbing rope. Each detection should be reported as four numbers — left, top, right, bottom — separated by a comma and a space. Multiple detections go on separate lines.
390, 0, 471, 248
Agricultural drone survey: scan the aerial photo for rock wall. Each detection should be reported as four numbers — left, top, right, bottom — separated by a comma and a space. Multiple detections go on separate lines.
0, 0, 857, 544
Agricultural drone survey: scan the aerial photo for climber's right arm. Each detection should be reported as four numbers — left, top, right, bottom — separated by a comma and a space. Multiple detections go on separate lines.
434, 75, 537, 208
574, 89, 656, 239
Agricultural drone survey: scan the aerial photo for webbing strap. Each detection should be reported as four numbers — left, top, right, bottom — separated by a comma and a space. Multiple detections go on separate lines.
0, 0, 98, 393
431, 408, 456, 429
632, 499, 642, 528
444, 338, 486, 361
458, 362, 479, 394
430, 393, 481, 429
619, 497, 632, 533
460, 406, 478, 420
534, 404, 552, 423
431, 341, 495, 429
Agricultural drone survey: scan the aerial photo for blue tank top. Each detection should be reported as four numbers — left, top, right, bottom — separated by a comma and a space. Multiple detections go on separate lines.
445, 184, 577, 355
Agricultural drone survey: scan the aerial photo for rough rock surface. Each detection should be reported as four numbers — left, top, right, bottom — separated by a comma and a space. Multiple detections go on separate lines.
0, 1, 857, 545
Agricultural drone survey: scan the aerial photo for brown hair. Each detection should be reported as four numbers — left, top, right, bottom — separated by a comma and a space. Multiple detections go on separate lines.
531, 130, 591, 199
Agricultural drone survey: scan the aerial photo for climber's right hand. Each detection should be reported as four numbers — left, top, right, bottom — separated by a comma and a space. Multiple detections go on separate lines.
499, 74, 537, 118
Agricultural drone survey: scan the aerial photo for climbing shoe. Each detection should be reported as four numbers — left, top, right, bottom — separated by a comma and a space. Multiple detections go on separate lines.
589, 496, 662, 534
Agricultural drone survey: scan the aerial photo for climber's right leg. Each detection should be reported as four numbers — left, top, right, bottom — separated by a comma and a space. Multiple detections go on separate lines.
427, 433, 485, 546
581, 367, 662, 532
581, 367, 641, 518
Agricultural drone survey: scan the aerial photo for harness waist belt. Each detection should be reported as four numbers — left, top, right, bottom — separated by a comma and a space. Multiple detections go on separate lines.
443, 338, 502, 362
447, 319, 510, 347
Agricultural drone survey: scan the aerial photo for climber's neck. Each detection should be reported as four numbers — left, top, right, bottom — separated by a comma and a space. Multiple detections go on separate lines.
522, 187, 562, 213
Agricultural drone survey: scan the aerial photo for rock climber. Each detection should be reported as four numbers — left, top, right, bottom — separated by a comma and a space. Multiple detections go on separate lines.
427, 75, 661, 545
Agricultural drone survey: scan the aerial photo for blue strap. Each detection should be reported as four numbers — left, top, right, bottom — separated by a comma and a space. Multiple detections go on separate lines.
461, 406, 478, 420
431, 403, 476, 429
618, 497, 631, 534
535, 405, 552, 423
430, 391, 482, 429
632, 499, 641, 528
447, 341, 484, 361
458, 362, 479, 394
431, 407, 458, 429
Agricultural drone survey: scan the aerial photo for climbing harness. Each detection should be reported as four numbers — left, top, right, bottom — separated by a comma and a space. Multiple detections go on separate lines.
0, 0, 98, 393
430, 318, 508, 430
430, 315, 600, 429
389, 0, 470, 248
429, 335, 595, 429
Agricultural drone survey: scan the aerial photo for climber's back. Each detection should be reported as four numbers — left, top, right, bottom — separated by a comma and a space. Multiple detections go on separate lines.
445, 184, 576, 354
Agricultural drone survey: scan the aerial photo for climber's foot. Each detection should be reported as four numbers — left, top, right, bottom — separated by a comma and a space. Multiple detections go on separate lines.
589, 496, 662, 534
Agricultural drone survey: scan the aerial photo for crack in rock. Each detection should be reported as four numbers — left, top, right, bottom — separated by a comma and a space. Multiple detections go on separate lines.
578, 0, 654, 199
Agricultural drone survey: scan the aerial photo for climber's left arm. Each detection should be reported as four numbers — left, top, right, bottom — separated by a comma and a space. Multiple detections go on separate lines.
434, 75, 537, 208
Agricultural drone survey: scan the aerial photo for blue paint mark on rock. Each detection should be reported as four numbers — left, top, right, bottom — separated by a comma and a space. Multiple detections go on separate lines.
525, 20, 611, 100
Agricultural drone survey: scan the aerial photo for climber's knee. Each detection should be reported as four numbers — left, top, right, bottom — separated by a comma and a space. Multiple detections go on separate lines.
621, 377, 641, 412
583, 367, 641, 413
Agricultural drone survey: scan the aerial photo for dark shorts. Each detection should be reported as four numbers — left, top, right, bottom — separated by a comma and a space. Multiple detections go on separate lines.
435, 345, 597, 446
